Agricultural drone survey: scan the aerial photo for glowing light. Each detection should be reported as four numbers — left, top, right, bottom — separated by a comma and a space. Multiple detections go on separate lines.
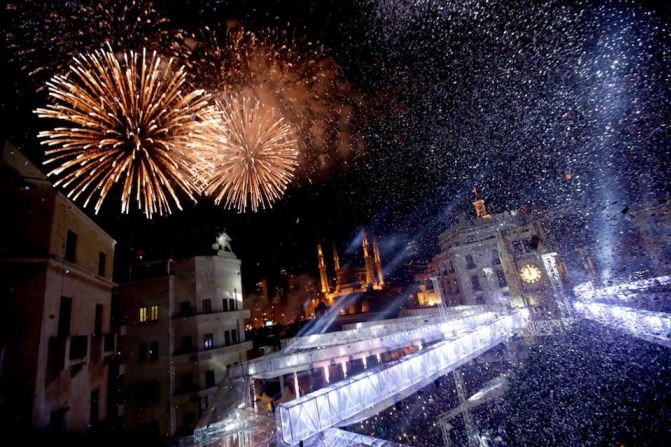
35, 46, 218, 218
519, 264, 542, 284
203, 94, 299, 212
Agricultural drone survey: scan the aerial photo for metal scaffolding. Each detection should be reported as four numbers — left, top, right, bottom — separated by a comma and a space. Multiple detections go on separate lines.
574, 302, 671, 348
275, 311, 527, 445
230, 310, 506, 380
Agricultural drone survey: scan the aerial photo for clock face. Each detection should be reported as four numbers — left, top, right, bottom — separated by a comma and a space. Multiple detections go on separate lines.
520, 264, 542, 284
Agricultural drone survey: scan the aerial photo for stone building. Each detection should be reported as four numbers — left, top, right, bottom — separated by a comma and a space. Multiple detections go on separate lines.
0, 143, 116, 432
115, 233, 252, 436
429, 192, 570, 319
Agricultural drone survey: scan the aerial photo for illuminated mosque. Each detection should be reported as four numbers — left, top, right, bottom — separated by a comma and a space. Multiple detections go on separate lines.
309, 233, 386, 315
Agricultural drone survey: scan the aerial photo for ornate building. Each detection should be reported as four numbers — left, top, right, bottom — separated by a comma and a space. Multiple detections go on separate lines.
428, 192, 570, 319
305, 233, 387, 318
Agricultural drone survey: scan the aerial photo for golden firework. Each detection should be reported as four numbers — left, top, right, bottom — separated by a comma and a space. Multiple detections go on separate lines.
204, 94, 299, 212
187, 25, 359, 181
6, 0, 191, 89
35, 46, 219, 218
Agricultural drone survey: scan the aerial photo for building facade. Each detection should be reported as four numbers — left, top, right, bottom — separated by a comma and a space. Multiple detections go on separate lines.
0, 143, 116, 432
116, 234, 252, 436
429, 196, 570, 319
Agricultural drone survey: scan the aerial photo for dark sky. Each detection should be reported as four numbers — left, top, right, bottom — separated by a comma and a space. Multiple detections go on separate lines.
2, 0, 670, 292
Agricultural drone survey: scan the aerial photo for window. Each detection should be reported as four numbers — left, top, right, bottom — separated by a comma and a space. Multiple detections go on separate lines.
231, 329, 238, 344
149, 341, 159, 360
98, 252, 106, 276
496, 269, 507, 287
466, 254, 476, 269
94, 304, 103, 336
471, 275, 482, 292
65, 230, 77, 263
181, 373, 194, 393
136, 305, 157, 324
139, 306, 148, 323
150, 305, 159, 321
182, 412, 195, 428
180, 301, 191, 315
49, 408, 66, 434
204, 333, 214, 349
138, 380, 160, 404
205, 370, 215, 388
491, 249, 501, 265
138, 343, 148, 362
69, 336, 87, 360
222, 299, 229, 312
181, 336, 193, 353
200, 396, 209, 415
229, 298, 236, 311
58, 296, 72, 337
90, 388, 99, 425
202, 299, 211, 313
224, 330, 231, 346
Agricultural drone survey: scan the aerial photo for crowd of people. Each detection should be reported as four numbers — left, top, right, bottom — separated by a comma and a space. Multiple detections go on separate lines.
347, 320, 671, 446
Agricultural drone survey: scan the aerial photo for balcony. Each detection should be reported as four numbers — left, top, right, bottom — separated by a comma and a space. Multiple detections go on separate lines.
47, 333, 116, 379
172, 309, 250, 325
172, 340, 253, 364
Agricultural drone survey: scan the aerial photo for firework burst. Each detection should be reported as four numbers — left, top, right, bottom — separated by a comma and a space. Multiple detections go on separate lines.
5, 0, 191, 89
188, 25, 360, 180
204, 94, 299, 212
35, 46, 219, 218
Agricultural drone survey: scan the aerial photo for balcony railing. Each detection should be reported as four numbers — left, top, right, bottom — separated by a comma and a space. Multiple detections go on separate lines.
173, 308, 250, 319
69, 335, 88, 362
47, 333, 116, 379
173, 340, 253, 359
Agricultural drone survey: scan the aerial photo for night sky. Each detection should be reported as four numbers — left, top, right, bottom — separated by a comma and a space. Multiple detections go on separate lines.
2, 0, 670, 292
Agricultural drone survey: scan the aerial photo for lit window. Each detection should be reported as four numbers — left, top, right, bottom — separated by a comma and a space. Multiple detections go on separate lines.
139, 306, 148, 323
204, 333, 214, 349
150, 305, 159, 321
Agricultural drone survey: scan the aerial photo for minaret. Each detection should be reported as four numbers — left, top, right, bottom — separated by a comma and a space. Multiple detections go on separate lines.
373, 236, 385, 287
472, 185, 492, 219
362, 233, 375, 287
317, 242, 329, 293
333, 242, 342, 291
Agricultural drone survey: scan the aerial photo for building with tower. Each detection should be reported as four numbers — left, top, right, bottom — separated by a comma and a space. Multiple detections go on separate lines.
115, 233, 252, 436
428, 191, 570, 319
306, 232, 388, 317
